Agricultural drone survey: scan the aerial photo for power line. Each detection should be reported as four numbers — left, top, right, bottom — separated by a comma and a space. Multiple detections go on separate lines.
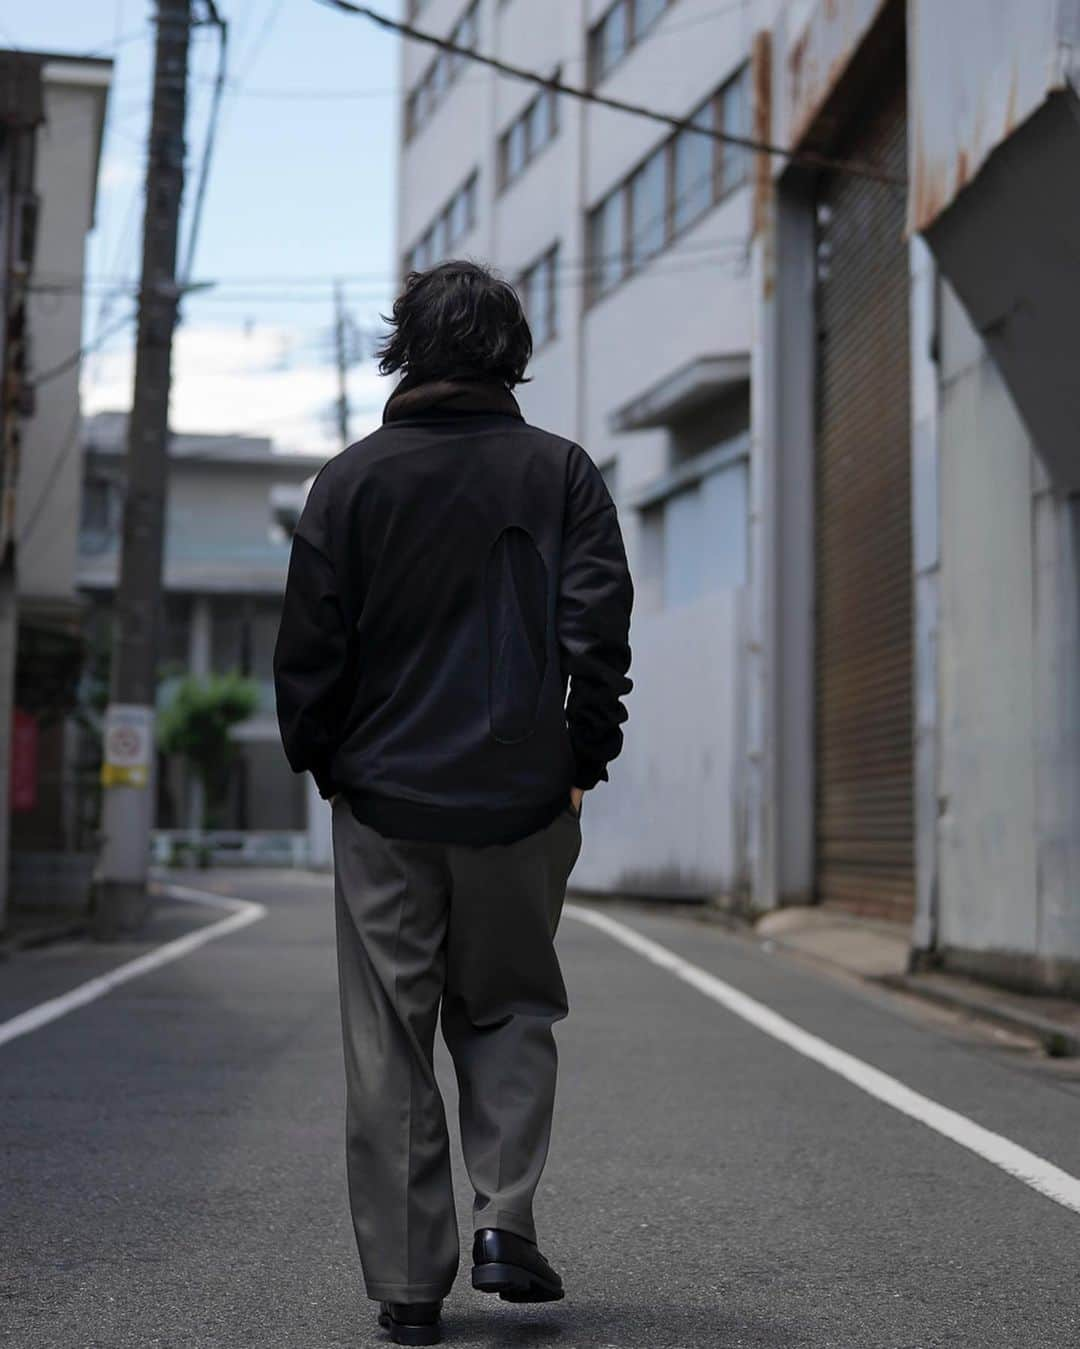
181, 0, 229, 285
85, 0, 152, 383
29, 309, 138, 390
29, 238, 751, 304
33, 172, 755, 295
16, 406, 83, 550
207, 0, 750, 100
233, 0, 286, 85
315, 0, 905, 186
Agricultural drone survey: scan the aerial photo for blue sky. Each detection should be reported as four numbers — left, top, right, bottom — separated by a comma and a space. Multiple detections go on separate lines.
9, 0, 404, 454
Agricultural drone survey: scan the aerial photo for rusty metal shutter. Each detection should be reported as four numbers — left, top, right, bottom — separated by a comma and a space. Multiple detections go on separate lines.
813, 71, 913, 919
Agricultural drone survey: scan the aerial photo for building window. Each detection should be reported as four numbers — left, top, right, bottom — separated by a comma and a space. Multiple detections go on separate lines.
629, 146, 666, 268
585, 64, 750, 305
588, 0, 675, 86
403, 170, 479, 276
404, 1, 480, 141
587, 191, 626, 299
517, 244, 559, 349
589, 1, 629, 85
638, 456, 748, 612
498, 74, 560, 191
672, 103, 714, 235
79, 474, 118, 555
718, 71, 750, 198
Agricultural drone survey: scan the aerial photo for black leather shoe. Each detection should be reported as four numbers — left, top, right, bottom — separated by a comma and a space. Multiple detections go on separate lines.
471, 1228, 564, 1303
376, 1300, 442, 1345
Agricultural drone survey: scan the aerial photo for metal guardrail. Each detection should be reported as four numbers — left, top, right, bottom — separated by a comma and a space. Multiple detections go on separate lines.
152, 830, 310, 868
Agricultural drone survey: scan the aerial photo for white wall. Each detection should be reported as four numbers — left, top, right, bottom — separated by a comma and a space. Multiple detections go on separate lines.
937, 283, 1080, 976
16, 69, 107, 606
397, 0, 765, 897
938, 286, 1037, 956
573, 586, 746, 897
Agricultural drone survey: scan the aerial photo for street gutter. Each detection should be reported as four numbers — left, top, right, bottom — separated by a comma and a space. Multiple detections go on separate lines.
570, 889, 1080, 1060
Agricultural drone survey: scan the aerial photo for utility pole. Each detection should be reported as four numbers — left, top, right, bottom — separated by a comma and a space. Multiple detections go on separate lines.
96, 0, 192, 938
0, 64, 44, 934
333, 279, 350, 451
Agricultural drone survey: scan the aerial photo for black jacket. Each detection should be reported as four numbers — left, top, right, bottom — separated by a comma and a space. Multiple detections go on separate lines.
273, 375, 633, 846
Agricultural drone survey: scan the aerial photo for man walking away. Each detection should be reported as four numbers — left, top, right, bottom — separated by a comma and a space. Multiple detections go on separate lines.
274, 260, 633, 1345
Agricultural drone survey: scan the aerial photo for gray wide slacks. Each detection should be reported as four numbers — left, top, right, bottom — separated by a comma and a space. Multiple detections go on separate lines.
330, 794, 583, 1303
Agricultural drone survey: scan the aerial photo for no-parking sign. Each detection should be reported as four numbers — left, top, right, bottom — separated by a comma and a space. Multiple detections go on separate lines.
101, 704, 154, 788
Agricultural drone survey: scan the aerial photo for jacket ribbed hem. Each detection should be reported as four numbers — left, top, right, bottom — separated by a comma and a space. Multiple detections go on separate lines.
344, 789, 568, 847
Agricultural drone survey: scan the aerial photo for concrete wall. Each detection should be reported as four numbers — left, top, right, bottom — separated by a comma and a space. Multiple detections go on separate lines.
397, 0, 766, 896
16, 64, 108, 608
572, 585, 746, 898
936, 282, 1080, 986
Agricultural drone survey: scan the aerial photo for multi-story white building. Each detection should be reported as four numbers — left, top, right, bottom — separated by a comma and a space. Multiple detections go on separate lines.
397, 0, 1080, 997
398, 0, 761, 899
3, 51, 112, 923
77, 412, 330, 866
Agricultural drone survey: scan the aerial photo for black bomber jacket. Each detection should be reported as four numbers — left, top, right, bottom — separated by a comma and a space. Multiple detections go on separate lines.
273, 374, 634, 847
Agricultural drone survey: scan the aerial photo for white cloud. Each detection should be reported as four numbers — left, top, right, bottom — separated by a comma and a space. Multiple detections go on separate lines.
99, 154, 141, 192
82, 321, 388, 456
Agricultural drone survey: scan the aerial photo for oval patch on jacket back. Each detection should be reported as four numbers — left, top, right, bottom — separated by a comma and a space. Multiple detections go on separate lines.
485, 525, 549, 743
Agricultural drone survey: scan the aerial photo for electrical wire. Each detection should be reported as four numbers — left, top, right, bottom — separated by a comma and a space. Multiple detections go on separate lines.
181, 0, 229, 285
28, 243, 751, 306
233, 0, 287, 85
38, 145, 758, 297
29, 225, 753, 298
16, 406, 84, 550
315, 0, 906, 186
30, 309, 138, 390
220, 0, 750, 101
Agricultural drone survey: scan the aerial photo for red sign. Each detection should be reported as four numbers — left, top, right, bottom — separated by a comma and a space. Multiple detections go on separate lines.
10, 708, 38, 812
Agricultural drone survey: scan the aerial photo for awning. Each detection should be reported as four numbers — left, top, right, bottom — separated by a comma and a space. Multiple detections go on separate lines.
609, 354, 750, 432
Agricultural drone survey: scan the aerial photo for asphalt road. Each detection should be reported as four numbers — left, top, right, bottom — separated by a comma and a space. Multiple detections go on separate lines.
2, 869, 1079, 1349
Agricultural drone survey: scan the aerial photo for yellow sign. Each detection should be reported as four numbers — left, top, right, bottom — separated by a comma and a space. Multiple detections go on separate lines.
101, 704, 153, 789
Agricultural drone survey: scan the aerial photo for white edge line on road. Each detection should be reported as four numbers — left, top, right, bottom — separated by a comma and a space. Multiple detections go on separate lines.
0, 885, 267, 1049
566, 902, 1080, 1218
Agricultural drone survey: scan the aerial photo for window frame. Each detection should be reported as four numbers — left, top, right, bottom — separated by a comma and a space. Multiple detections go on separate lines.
517, 242, 560, 350
496, 74, 561, 194
585, 63, 751, 308
587, 0, 676, 88
629, 432, 750, 612
403, 1, 480, 144
402, 168, 480, 278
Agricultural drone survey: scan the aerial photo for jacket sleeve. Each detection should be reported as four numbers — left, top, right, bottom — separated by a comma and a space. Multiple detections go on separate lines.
557, 446, 634, 790
273, 491, 351, 800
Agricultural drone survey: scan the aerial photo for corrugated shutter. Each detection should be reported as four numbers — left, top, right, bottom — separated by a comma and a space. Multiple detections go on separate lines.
814, 70, 914, 919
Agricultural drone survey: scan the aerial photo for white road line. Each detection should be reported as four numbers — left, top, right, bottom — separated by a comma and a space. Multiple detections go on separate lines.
0, 885, 266, 1049
567, 902, 1080, 1217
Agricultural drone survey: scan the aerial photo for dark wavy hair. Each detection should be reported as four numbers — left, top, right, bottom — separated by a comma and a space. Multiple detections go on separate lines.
376, 260, 533, 387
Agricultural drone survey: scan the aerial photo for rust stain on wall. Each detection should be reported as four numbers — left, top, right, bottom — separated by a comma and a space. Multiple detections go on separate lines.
752, 29, 773, 242
784, 0, 894, 156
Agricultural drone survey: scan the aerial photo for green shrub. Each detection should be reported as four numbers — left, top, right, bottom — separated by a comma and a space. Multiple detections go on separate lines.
158, 673, 258, 831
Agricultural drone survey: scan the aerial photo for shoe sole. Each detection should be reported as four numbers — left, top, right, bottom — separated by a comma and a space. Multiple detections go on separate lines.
472, 1261, 564, 1303
383, 1319, 441, 1346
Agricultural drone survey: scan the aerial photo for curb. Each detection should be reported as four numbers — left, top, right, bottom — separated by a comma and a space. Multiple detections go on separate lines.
0, 917, 91, 959
878, 972, 1080, 1059
735, 911, 1080, 1061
